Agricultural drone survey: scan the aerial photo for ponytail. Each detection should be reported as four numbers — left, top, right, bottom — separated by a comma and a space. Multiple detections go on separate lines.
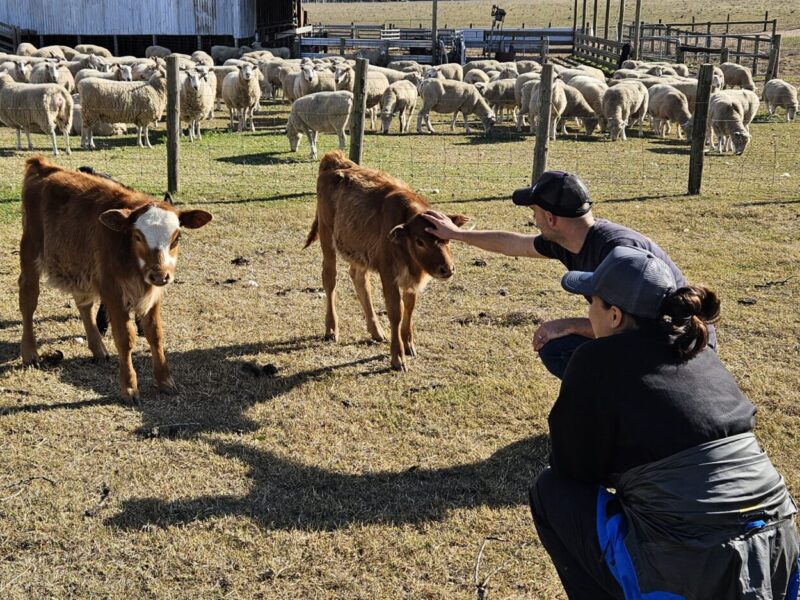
657, 285, 720, 360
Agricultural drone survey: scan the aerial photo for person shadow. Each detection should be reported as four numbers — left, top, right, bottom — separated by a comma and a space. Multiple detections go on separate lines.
106, 434, 551, 531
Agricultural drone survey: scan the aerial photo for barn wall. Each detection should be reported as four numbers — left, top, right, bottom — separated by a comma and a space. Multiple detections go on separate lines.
0, 0, 256, 38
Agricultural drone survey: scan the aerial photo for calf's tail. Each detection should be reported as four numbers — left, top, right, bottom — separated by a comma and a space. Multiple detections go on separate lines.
304, 214, 319, 248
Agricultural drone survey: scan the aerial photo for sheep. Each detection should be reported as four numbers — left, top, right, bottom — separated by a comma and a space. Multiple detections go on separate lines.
463, 60, 502, 75
432, 63, 464, 81
612, 68, 646, 80
380, 80, 418, 134
211, 45, 244, 65
763, 79, 798, 122
280, 67, 305, 103
33, 46, 66, 60
257, 58, 287, 99
368, 65, 415, 84
0, 59, 32, 82
66, 54, 110, 78
70, 93, 126, 137
528, 79, 568, 139
567, 76, 608, 134
417, 79, 496, 135
560, 83, 599, 136
334, 65, 390, 130
478, 79, 516, 123
720, 62, 756, 91
30, 61, 76, 93
647, 84, 692, 139
515, 78, 539, 132
645, 65, 679, 77
78, 69, 167, 149
74, 44, 112, 58
516, 60, 541, 74
0, 74, 72, 155
298, 63, 336, 98
180, 70, 216, 141
191, 51, 214, 67
75, 64, 133, 87
464, 69, 490, 86
286, 90, 353, 159
602, 80, 649, 141
708, 92, 751, 154
222, 63, 261, 132
213, 65, 239, 108
387, 60, 424, 74
717, 89, 760, 131
559, 66, 606, 83
16, 43, 38, 56
423, 67, 447, 81
145, 45, 171, 59
489, 66, 519, 81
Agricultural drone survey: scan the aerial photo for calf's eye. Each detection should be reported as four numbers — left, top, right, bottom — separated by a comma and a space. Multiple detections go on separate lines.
415, 238, 425, 248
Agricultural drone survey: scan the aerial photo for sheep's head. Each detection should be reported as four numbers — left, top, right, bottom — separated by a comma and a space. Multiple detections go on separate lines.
583, 116, 600, 136
240, 63, 254, 81
788, 104, 797, 122
187, 71, 202, 91
286, 118, 301, 152
731, 130, 750, 155
481, 110, 496, 135
333, 66, 351, 86
44, 62, 59, 80
118, 65, 133, 81
608, 117, 627, 141
301, 64, 316, 83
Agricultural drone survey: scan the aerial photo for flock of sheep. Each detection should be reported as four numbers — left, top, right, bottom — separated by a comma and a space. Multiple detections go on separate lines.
0, 39, 798, 158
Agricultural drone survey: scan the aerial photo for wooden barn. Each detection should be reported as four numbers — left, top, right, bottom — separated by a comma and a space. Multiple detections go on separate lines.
0, 0, 303, 55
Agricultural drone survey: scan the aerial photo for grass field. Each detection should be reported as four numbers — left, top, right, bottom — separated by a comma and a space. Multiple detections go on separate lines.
305, 0, 800, 31
1, 68, 799, 597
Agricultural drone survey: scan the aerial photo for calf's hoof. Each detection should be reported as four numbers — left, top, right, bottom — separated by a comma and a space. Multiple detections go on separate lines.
121, 388, 140, 404
21, 348, 40, 366
369, 326, 387, 343
323, 331, 338, 342
391, 359, 407, 372
156, 376, 177, 395
404, 344, 417, 358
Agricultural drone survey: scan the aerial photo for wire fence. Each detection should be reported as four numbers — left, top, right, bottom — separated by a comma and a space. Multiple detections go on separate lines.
0, 92, 797, 208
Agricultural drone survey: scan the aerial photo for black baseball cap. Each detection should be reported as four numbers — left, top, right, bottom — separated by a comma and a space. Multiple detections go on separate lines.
512, 171, 592, 217
561, 247, 677, 319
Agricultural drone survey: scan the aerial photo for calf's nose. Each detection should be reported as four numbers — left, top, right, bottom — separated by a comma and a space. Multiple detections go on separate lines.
149, 272, 171, 286
437, 264, 454, 279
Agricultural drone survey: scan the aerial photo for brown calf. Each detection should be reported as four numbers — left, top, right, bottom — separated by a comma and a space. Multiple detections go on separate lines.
19, 156, 212, 400
305, 150, 466, 371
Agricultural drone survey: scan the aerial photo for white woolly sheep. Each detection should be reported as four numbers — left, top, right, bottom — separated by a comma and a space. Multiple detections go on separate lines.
70, 93, 127, 137
213, 65, 239, 108
75, 64, 133, 87
417, 79, 496, 134
30, 61, 75, 93
763, 79, 798, 122
381, 79, 418, 134
0, 60, 32, 82
515, 78, 540, 132
720, 62, 756, 91
66, 54, 110, 78
647, 84, 692, 139
489, 66, 519, 81
334, 65, 390, 130
212, 45, 244, 65
464, 69, 490, 85
74, 44, 112, 58
528, 79, 568, 139
180, 70, 216, 141
222, 63, 261, 132
16, 43, 37, 56
463, 60, 502, 75
567, 76, 608, 134
0, 74, 72, 155
478, 79, 516, 123
516, 60, 541, 74
145, 45, 172, 59
191, 51, 214, 67
286, 90, 353, 159
298, 63, 336, 98
560, 83, 599, 135
387, 60, 425, 75
33, 46, 66, 60
708, 92, 751, 154
602, 80, 649, 141
78, 69, 167, 149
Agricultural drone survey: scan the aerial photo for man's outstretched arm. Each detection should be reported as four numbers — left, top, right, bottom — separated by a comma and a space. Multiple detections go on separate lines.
423, 211, 545, 258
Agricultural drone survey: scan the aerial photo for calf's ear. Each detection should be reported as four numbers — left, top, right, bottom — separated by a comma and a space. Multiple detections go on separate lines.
179, 209, 213, 229
389, 224, 406, 243
163, 192, 174, 205
99, 208, 132, 231
448, 214, 469, 227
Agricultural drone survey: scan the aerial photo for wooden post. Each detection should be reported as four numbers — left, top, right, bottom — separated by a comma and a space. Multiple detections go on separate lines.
763, 11, 769, 31
766, 34, 781, 81
736, 36, 742, 64
720, 46, 729, 63
432, 0, 439, 64
113, 36, 119, 57
532, 64, 554, 183
617, 0, 625, 43
688, 64, 714, 195
752, 35, 761, 76
541, 36, 550, 63
166, 55, 180, 195
604, 0, 611, 40
348, 58, 368, 165
572, 0, 579, 41
632, 0, 642, 59
581, 0, 587, 33
725, 14, 730, 33
592, 0, 598, 38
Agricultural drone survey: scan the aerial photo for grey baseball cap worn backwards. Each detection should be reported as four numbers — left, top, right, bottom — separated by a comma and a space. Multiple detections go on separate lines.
512, 171, 592, 217
560, 246, 678, 319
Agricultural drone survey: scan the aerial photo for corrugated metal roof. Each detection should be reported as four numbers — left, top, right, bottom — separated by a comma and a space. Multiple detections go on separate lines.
0, 0, 258, 38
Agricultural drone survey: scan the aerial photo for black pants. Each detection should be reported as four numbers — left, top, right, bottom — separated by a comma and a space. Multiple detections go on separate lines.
529, 468, 623, 600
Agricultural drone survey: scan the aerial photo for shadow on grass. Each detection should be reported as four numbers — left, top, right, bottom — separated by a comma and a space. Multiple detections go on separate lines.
601, 193, 681, 204
216, 152, 306, 166
453, 131, 523, 145
196, 191, 315, 205
76, 130, 168, 151
647, 147, 691, 156
0, 338, 385, 433
106, 433, 550, 531
433, 194, 510, 204
734, 198, 800, 207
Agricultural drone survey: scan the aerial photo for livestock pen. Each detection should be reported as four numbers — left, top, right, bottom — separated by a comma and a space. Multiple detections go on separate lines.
1, 38, 800, 600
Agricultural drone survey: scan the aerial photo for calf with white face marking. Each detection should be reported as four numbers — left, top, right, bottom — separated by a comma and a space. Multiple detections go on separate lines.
19, 156, 212, 401
305, 150, 466, 371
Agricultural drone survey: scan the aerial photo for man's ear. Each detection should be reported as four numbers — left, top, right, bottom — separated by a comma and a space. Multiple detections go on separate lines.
99, 209, 132, 231
448, 214, 468, 227
610, 306, 625, 329
179, 210, 213, 229
389, 224, 406, 243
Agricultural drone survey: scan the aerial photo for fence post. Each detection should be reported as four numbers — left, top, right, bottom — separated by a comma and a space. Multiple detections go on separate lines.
592, 0, 598, 40
688, 64, 714, 196
166, 55, 180, 195
348, 57, 368, 165
572, 0, 578, 41
736, 36, 742, 64
766, 34, 781, 81
532, 64, 554, 183
720, 46, 729, 63
632, 0, 642, 59
541, 36, 550, 63
431, 0, 439, 64
616, 0, 625, 42
581, 0, 587, 33
752, 35, 761, 77
603, 0, 611, 39
763, 11, 769, 32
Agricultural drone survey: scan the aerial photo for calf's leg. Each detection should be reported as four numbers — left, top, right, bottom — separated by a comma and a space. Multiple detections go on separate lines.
75, 299, 108, 361
319, 224, 339, 341
401, 290, 417, 357
379, 270, 405, 371
18, 234, 41, 365
349, 265, 386, 342
105, 297, 139, 401
140, 301, 176, 393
